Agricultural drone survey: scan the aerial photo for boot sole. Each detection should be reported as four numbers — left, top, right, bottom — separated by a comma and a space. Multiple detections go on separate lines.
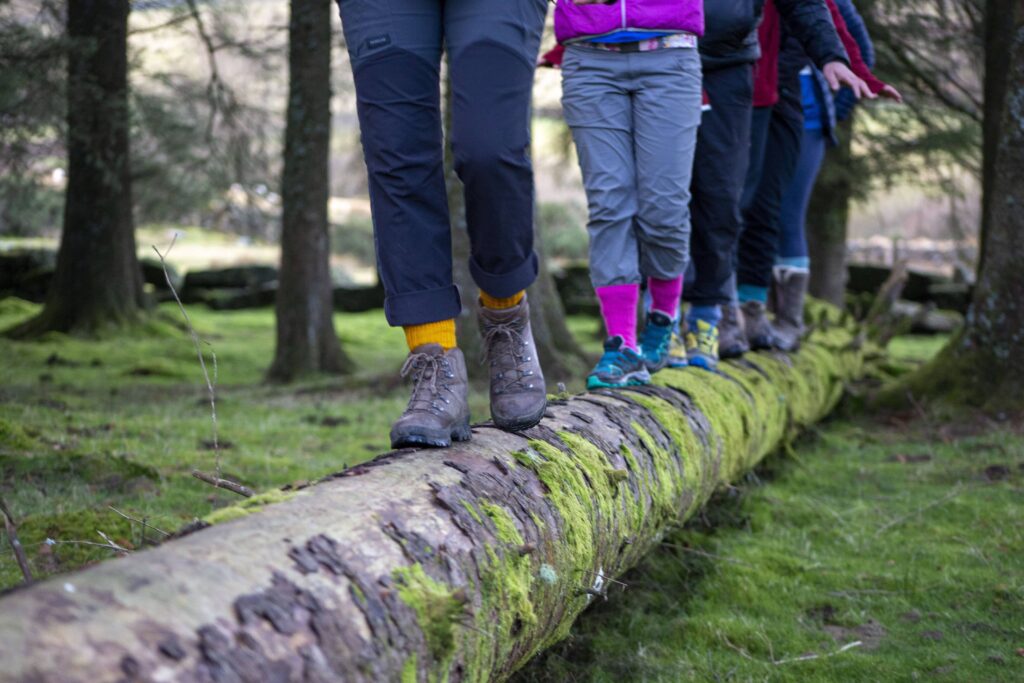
587, 369, 651, 390
492, 400, 547, 434
719, 345, 748, 359
391, 418, 472, 450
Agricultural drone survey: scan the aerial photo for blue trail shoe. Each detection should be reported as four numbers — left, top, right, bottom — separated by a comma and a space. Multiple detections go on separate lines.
639, 311, 675, 373
685, 319, 720, 371
587, 337, 652, 389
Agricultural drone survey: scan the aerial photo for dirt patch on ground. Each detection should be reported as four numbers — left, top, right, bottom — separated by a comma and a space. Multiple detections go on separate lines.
823, 620, 888, 652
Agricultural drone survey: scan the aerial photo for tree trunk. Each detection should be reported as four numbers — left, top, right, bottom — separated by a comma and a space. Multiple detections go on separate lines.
268, 0, 349, 382
806, 117, 855, 307
980, 0, 1017, 250
0, 315, 867, 682
903, 2, 1024, 410
8, 0, 143, 338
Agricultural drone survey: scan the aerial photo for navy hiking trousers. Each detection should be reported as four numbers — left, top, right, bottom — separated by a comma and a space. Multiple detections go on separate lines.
336, 0, 548, 325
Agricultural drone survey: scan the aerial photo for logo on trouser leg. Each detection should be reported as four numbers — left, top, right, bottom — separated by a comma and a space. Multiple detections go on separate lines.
366, 34, 391, 51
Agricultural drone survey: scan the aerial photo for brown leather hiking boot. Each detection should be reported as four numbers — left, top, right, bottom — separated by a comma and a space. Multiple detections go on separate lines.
478, 295, 547, 432
390, 344, 471, 449
741, 300, 775, 350
719, 303, 750, 359
771, 266, 809, 352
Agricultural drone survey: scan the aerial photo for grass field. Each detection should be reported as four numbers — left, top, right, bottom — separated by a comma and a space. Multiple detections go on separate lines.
2, 299, 1020, 682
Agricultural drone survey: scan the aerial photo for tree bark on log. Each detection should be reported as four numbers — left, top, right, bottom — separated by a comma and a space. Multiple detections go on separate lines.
0, 313, 866, 682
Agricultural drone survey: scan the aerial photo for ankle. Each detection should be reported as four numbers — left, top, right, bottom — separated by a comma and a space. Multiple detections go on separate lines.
737, 284, 769, 304
479, 290, 524, 310
687, 305, 721, 330
403, 319, 457, 352
596, 283, 640, 351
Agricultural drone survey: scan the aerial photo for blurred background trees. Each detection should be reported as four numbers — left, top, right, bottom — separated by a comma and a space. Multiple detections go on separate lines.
0, 0, 1018, 394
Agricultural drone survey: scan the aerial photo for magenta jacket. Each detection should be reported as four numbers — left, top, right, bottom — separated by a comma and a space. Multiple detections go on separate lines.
554, 0, 704, 45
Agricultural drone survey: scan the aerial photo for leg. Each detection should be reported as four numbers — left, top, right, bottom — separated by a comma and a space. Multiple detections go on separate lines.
772, 126, 826, 350
686, 63, 754, 308
632, 48, 702, 290
631, 47, 702, 371
684, 63, 754, 364
445, 0, 548, 299
443, 0, 550, 429
737, 92, 804, 300
777, 126, 827, 266
336, 0, 458, 328
337, 0, 468, 448
561, 48, 648, 389
736, 78, 805, 349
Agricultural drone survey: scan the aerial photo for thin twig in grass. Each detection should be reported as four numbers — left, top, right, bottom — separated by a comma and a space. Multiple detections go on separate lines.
46, 539, 129, 554
96, 531, 129, 555
191, 470, 254, 498
773, 640, 862, 665
153, 234, 224, 486
875, 483, 967, 536
108, 506, 170, 540
0, 497, 33, 583
717, 631, 863, 666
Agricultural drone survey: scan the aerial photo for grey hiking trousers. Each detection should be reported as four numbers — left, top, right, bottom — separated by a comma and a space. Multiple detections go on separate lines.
562, 45, 702, 288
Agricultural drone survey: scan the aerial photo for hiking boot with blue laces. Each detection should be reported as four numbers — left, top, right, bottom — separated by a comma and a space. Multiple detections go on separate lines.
685, 318, 720, 371
587, 337, 652, 389
639, 311, 675, 373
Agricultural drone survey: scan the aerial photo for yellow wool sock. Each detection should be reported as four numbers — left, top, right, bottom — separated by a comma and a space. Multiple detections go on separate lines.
479, 290, 525, 310
403, 319, 457, 351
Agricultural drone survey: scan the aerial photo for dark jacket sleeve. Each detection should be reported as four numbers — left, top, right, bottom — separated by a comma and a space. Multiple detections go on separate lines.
774, 0, 849, 69
832, 0, 874, 68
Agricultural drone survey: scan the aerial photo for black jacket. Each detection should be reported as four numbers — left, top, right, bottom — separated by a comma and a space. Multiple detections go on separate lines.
700, 0, 848, 73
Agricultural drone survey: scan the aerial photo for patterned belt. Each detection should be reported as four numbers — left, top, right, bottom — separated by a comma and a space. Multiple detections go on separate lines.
583, 33, 698, 54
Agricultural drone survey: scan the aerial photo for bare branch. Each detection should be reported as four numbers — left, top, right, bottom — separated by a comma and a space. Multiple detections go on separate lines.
0, 497, 33, 584
152, 235, 222, 476
191, 470, 254, 499
108, 506, 170, 538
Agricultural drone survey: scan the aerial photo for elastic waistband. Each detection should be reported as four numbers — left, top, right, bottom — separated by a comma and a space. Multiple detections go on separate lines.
582, 33, 698, 54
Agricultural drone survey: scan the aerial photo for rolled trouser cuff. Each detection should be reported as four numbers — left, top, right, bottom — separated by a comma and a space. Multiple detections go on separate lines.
470, 250, 538, 300
384, 284, 462, 327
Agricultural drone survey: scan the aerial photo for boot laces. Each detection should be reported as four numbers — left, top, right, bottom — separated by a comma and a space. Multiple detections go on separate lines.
481, 320, 536, 395
401, 352, 455, 415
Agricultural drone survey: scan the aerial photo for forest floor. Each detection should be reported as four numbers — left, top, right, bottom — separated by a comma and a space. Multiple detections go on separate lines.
1, 299, 1021, 681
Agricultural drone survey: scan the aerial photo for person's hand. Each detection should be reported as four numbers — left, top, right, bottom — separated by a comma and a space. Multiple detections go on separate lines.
822, 61, 875, 100
879, 84, 903, 103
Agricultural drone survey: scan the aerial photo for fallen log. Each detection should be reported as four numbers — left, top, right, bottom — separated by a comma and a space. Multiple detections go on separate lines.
0, 309, 867, 683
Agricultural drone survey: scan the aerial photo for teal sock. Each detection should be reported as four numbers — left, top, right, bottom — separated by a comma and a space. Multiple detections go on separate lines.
775, 256, 810, 269
737, 284, 769, 304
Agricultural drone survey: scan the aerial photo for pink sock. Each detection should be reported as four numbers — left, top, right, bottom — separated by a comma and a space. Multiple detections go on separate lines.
596, 284, 640, 351
648, 276, 684, 319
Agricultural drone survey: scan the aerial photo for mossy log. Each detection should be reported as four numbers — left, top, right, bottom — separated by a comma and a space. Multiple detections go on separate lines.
0, 312, 866, 683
